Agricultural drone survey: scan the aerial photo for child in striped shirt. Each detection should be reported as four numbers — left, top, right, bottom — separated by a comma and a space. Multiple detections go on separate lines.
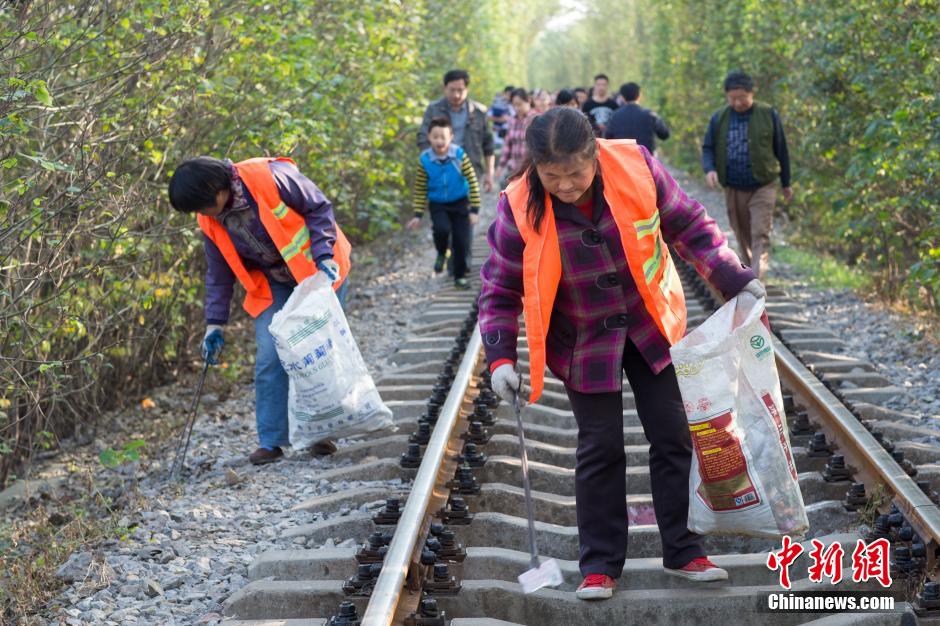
407, 116, 481, 289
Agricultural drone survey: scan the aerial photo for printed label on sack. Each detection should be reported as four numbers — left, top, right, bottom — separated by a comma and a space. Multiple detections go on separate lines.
674, 360, 704, 377
750, 333, 773, 361
690, 410, 761, 511
762, 392, 799, 481
286, 311, 333, 348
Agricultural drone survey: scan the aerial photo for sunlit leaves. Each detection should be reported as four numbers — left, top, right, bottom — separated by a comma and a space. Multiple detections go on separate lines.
0, 0, 525, 485
547, 0, 938, 309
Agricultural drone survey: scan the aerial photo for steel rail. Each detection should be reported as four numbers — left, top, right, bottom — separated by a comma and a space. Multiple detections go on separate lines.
684, 257, 940, 564
773, 336, 940, 566
361, 324, 483, 626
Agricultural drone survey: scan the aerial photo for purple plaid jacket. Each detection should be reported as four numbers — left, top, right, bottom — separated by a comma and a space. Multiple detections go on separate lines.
479, 146, 756, 394
498, 110, 537, 173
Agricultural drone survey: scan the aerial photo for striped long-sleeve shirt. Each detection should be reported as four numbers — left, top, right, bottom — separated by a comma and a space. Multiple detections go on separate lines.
478, 145, 756, 394
412, 150, 481, 217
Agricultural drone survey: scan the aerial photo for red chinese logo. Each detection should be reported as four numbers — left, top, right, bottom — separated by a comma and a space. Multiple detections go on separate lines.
807, 538, 844, 584
767, 537, 893, 589
851, 538, 892, 588
766, 535, 804, 589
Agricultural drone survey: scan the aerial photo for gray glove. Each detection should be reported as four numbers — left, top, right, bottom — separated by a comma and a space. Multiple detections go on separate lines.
740, 278, 766, 300
491, 363, 526, 406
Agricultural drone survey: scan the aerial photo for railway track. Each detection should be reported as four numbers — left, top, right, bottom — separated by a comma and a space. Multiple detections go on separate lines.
222, 233, 940, 625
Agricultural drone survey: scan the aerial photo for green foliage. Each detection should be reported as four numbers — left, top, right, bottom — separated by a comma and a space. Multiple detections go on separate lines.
529, 0, 642, 90
98, 440, 146, 469
772, 244, 872, 291
0, 0, 527, 486
419, 1, 559, 105
529, 0, 939, 310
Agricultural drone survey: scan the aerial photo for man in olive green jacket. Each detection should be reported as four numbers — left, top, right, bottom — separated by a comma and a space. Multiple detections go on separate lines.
702, 71, 792, 280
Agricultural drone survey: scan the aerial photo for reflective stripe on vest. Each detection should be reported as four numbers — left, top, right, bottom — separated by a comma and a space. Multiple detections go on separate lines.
503, 139, 686, 403
198, 157, 352, 318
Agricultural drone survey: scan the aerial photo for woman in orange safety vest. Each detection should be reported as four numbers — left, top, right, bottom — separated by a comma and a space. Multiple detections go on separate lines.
479, 108, 766, 599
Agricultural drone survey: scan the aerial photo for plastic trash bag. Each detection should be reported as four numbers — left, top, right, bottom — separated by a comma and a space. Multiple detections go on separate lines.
669, 293, 808, 539
269, 273, 394, 449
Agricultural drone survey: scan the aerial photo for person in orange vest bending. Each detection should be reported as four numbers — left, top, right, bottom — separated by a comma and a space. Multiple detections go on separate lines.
479, 108, 766, 599
168, 156, 352, 466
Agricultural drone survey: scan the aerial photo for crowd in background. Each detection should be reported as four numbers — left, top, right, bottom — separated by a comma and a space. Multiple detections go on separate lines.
479, 69, 790, 283
414, 66, 790, 292
487, 73, 671, 186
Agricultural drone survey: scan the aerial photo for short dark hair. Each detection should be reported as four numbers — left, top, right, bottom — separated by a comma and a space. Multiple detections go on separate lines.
555, 89, 576, 106
593, 73, 609, 82
503, 85, 515, 93
509, 87, 530, 103
619, 82, 640, 102
724, 70, 754, 92
168, 157, 231, 213
428, 116, 452, 131
443, 69, 470, 86
574, 87, 587, 95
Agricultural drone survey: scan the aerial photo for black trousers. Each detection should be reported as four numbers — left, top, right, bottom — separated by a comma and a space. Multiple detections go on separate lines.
429, 198, 471, 280
564, 338, 705, 576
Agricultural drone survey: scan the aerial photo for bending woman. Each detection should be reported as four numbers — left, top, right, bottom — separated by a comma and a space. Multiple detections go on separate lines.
478, 107, 764, 600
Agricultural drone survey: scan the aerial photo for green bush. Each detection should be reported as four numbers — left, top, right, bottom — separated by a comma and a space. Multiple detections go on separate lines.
636, 0, 939, 308
528, 0, 939, 309
0, 0, 526, 486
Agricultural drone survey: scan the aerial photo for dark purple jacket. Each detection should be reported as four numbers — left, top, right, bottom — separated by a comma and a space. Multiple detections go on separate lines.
479, 147, 756, 394
204, 160, 337, 324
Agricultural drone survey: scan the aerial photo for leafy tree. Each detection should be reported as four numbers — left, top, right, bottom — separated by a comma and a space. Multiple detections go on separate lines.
0, 0, 543, 486
528, 0, 939, 309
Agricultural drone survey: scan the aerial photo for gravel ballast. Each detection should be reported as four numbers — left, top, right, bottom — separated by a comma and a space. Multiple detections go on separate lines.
38, 171, 938, 624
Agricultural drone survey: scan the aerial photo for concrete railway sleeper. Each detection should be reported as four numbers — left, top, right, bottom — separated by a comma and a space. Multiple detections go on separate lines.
222, 239, 940, 625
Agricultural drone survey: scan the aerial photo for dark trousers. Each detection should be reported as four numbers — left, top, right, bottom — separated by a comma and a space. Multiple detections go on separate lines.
429, 197, 471, 280
564, 339, 704, 576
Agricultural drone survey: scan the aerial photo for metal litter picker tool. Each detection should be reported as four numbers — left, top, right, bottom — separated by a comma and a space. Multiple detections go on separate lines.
169, 361, 210, 482
513, 391, 564, 593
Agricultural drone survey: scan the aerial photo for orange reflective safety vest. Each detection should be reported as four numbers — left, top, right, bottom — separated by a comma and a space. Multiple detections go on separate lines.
197, 157, 352, 318
504, 139, 686, 403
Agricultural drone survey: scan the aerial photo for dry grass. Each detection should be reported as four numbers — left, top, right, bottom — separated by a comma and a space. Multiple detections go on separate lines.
0, 335, 250, 624
0, 467, 140, 624
854, 483, 891, 530
882, 300, 940, 346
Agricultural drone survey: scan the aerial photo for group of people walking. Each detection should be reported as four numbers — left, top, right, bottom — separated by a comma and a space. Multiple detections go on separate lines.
491, 74, 670, 153
481, 69, 791, 280
165, 64, 793, 600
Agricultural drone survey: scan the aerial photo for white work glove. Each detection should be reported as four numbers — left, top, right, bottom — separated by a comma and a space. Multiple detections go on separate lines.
740, 278, 766, 300
491, 363, 525, 406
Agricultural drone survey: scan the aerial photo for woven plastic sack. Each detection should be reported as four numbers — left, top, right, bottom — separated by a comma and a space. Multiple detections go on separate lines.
269, 273, 393, 449
669, 293, 808, 539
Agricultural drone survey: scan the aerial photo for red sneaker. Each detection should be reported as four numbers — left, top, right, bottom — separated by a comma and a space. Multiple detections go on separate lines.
664, 556, 729, 582
575, 573, 615, 600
